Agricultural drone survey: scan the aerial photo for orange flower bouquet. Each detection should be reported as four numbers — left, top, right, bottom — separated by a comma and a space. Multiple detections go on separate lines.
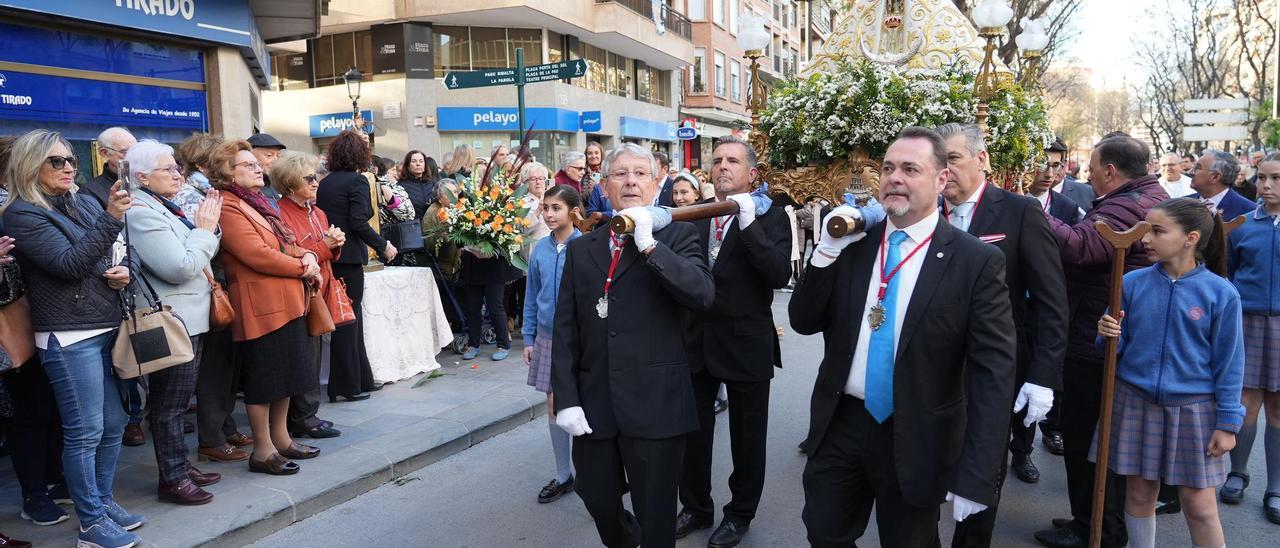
429, 167, 533, 271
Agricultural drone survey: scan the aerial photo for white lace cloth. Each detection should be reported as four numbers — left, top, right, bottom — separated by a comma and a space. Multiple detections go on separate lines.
362, 266, 453, 383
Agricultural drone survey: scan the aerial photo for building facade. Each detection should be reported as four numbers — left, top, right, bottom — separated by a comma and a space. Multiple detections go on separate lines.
261, 0, 694, 169
0, 0, 320, 177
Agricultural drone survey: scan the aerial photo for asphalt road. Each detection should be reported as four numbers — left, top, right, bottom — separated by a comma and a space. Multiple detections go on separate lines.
253, 292, 1276, 547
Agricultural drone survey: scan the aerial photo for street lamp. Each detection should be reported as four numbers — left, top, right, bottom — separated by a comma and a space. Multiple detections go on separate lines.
1015, 17, 1050, 90
343, 67, 363, 130
969, 0, 1014, 132
739, 11, 773, 169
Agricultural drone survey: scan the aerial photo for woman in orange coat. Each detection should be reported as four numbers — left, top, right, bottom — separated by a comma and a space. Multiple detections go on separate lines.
271, 151, 345, 440
210, 140, 322, 475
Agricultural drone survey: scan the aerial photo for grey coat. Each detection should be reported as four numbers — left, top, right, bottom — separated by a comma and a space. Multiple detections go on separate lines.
125, 189, 220, 336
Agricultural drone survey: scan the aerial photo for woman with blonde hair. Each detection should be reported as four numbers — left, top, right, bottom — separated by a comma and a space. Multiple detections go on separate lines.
443, 143, 475, 180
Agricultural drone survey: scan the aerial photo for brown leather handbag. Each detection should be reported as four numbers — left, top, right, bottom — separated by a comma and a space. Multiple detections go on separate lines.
306, 283, 335, 336
204, 269, 234, 331
326, 276, 356, 326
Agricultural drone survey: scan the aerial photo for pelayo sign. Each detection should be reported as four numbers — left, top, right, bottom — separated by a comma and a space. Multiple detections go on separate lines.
436, 107, 580, 133
309, 110, 374, 138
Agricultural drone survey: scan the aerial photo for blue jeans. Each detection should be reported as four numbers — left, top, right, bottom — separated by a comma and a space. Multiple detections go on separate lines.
38, 330, 126, 524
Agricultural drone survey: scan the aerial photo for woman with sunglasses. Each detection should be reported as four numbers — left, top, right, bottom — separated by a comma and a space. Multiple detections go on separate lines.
553, 151, 587, 193
0, 130, 143, 548
211, 140, 322, 476
271, 151, 344, 440
122, 140, 224, 505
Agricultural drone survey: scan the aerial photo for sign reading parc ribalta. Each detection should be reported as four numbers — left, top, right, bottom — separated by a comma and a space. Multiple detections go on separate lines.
442, 59, 588, 90
309, 110, 374, 138
0, 0, 257, 47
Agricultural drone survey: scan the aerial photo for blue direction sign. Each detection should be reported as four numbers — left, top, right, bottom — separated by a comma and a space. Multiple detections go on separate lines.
676, 126, 700, 140
443, 59, 588, 89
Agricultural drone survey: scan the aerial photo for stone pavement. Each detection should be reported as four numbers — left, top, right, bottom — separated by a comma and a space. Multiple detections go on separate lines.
0, 346, 540, 547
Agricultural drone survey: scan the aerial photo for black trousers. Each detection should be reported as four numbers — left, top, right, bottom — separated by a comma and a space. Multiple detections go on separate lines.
574, 434, 685, 548
463, 282, 510, 349
802, 396, 941, 548
1062, 357, 1127, 547
3, 360, 64, 497
288, 335, 325, 431
195, 327, 241, 448
147, 336, 202, 484
329, 263, 375, 398
679, 370, 770, 524
1040, 390, 1064, 436
1009, 408, 1035, 456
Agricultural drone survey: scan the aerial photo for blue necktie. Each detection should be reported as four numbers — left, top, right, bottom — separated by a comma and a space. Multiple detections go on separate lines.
866, 230, 908, 423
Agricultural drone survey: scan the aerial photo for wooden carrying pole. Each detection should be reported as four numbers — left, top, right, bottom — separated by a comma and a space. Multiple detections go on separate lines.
572, 211, 604, 233
1089, 220, 1151, 548
609, 201, 740, 235
824, 213, 869, 239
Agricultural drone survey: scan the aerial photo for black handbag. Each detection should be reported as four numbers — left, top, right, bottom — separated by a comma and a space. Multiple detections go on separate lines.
382, 220, 425, 252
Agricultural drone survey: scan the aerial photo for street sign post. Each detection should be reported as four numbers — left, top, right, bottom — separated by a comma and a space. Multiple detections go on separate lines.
442, 57, 588, 139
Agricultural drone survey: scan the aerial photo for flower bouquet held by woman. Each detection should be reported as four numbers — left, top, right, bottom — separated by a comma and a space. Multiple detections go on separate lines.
427, 133, 536, 271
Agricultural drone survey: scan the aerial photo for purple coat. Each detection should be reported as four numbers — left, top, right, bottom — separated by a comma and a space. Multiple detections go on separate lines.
1044, 174, 1169, 361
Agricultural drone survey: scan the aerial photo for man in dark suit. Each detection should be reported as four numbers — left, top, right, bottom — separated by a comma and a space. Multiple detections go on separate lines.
1056, 151, 1096, 212
935, 123, 1069, 548
552, 143, 715, 548
655, 152, 675, 207
1189, 150, 1257, 221
790, 126, 1016, 547
675, 137, 793, 548
81, 127, 137, 207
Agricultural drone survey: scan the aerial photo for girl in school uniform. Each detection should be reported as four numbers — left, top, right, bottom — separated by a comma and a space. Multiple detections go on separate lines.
522, 185, 583, 504
1097, 197, 1245, 548
1223, 152, 1280, 524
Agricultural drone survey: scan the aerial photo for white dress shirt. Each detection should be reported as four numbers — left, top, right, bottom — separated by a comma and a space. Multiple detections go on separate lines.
945, 182, 985, 232
1159, 174, 1193, 198
844, 209, 940, 398
1203, 187, 1230, 212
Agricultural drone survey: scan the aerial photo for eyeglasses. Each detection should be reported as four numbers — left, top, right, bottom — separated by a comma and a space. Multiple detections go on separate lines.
234, 161, 263, 172
149, 165, 183, 177
100, 146, 129, 155
46, 156, 77, 170
525, 176, 548, 183
1033, 161, 1064, 172
608, 170, 652, 181
567, 165, 586, 172
303, 175, 318, 184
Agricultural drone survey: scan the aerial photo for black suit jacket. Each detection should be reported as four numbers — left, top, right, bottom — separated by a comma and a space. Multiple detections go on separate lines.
789, 218, 1016, 507
656, 176, 675, 208
686, 205, 793, 381
1060, 179, 1095, 211
315, 171, 388, 265
1045, 190, 1084, 225
960, 185, 1068, 390
551, 222, 715, 440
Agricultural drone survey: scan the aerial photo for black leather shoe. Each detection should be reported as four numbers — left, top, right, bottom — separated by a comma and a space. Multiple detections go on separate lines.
1219, 471, 1248, 504
1012, 452, 1040, 483
708, 520, 749, 548
329, 392, 371, 403
536, 476, 574, 504
293, 424, 342, 439
1034, 526, 1087, 548
1154, 497, 1181, 515
1264, 492, 1280, 525
674, 509, 713, 539
1042, 431, 1065, 455
1050, 518, 1075, 530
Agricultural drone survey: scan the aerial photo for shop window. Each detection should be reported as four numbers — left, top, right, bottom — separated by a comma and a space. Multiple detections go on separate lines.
434, 26, 471, 73
355, 30, 374, 77
547, 31, 564, 63
507, 28, 542, 66
471, 27, 508, 69
635, 61, 652, 103
272, 53, 311, 91
332, 32, 356, 81
312, 34, 336, 86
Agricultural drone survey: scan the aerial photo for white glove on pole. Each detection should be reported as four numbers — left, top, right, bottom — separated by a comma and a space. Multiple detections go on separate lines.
1013, 382, 1055, 428
620, 206, 656, 253
810, 205, 867, 268
946, 492, 988, 522
729, 193, 756, 228
555, 406, 593, 437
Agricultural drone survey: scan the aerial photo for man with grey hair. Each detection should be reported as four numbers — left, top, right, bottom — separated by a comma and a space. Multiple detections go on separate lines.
1190, 150, 1256, 221
83, 127, 138, 207
553, 142, 714, 548
1157, 153, 1193, 198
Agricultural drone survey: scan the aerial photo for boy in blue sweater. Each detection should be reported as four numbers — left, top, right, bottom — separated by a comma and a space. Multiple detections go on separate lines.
1097, 197, 1245, 548
1223, 152, 1280, 523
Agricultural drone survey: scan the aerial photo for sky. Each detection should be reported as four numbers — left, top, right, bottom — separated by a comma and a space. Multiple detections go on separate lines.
1062, 0, 1150, 89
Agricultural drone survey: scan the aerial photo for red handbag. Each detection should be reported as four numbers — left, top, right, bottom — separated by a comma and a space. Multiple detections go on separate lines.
326, 277, 357, 326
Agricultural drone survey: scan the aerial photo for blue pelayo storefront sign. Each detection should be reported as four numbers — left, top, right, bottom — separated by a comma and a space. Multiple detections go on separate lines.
580, 111, 602, 132
437, 107, 580, 132
0, 70, 206, 130
0, 0, 256, 47
309, 110, 374, 138
620, 116, 676, 142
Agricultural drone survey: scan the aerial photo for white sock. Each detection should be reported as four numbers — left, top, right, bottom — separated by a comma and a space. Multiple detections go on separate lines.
1125, 512, 1156, 548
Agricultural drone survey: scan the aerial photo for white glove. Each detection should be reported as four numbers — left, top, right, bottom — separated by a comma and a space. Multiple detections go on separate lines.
946, 492, 988, 522
620, 206, 656, 253
555, 406, 593, 437
729, 193, 756, 228
811, 205, 867, 268
1013, 382, 1054, 428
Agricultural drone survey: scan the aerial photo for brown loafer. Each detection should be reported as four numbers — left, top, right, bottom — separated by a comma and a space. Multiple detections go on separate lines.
187, 465, 221, 487
278, 442, 320, 460
248, 453, 300, 475
198, 444, 248, 463
123, 423, 146, 446
158, 478, 213, 505
226, 432, 254, 448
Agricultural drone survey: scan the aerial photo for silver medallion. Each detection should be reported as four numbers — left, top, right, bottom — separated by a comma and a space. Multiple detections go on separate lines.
596, 296, 609, 319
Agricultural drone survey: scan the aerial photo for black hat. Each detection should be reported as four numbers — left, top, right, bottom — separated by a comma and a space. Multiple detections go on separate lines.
247, 133, 286, 149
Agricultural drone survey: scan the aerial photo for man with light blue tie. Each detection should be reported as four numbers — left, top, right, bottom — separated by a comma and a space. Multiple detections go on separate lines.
789, 126, 1018, 547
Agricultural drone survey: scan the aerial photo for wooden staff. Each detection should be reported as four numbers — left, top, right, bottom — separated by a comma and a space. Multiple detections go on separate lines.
824, 213, 868, 239
572, 211, 604, 233
1089, 220, 1151, 548
1223, 213, 1246, 235
609, 201, 740, 235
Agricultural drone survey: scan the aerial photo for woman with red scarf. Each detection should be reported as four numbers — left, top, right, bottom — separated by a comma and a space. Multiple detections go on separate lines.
211, 140, 321, 476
